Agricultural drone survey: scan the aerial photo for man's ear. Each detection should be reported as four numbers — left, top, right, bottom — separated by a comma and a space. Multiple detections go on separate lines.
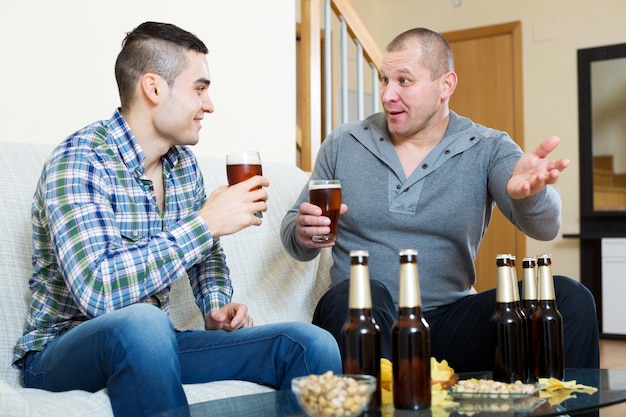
140, 73, 162, 105
440, 71, 458, 100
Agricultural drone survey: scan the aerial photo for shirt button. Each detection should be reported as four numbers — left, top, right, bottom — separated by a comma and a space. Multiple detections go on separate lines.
396, 184, 401, 189
422, 164, 429, 169
133, 231, 139, 238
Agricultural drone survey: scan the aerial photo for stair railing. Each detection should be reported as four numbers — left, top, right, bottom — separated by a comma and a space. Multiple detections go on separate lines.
299, 0, 382, 171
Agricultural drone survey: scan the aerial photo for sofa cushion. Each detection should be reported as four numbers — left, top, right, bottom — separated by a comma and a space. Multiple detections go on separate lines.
0, 143, 56, 388
0, 378, 274, 417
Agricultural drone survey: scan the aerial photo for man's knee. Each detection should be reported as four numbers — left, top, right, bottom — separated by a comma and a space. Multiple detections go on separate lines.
106, 304, 176, 351
554, 275, 597, 310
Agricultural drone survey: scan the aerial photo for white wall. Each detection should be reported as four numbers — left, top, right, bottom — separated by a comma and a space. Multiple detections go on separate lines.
350, 0, 626, 282
0, 0, 296, 164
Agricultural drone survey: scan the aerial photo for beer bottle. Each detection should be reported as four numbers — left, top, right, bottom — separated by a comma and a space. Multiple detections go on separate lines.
533, 254, 565, 380
521, 257, 539, 318
509, 255, 530, 383
391, 249, 431, 410
509, 255, 521, 308
521, 257, 538, 382
491, 254, 526, 383
341, 250, 381, 408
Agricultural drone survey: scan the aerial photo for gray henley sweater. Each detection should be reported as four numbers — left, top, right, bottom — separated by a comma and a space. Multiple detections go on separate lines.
280, 111, 561, 311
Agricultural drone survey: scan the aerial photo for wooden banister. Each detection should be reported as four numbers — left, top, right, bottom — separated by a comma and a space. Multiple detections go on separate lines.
330, 0, 382, 69
299, 0, 322, 172
298, 0, 382, 171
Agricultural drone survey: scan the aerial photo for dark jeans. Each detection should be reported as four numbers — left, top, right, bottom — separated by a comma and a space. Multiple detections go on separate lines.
313, 275, 600, 373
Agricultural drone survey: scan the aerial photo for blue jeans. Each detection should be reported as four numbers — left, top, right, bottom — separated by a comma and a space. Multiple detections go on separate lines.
22, 304, 342, 417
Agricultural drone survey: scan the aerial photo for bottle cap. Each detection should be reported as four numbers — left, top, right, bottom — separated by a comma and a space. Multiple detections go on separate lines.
350, 250, 369, 265
496, 253, 512, 267
522, 257, 536, 268
536, 254, 552, 267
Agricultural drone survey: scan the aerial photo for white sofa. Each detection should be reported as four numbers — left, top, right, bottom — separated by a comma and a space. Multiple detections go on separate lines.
0, 142, 332, 417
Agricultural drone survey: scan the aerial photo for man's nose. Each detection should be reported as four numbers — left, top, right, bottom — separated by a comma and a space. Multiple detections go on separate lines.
380, 84, 398, 103
202, 96, 215, 113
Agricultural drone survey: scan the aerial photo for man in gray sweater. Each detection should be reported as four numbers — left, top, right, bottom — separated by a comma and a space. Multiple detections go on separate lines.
280, 27, 599, 372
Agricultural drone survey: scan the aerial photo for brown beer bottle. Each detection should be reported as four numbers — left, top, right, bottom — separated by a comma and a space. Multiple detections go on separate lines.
509, 255, 521, 308
391, 249, 431, 410
532, 254, 565, 380
491, 254, 526, 383
341, 250, 381, 408
521, 257, 539, 382
509, 255, 530, 383
521, 257, 539, 318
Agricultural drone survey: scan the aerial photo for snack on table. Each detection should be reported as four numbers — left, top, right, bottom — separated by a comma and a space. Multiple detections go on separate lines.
538, 377, 598, 406
431, 357, 459, 389
431, 357, 455, 384
381, 358, 392, 392
380, 357, 459, 408
450, 378, 538, 398
538, 377, 597, 394
292, 371, 375, 417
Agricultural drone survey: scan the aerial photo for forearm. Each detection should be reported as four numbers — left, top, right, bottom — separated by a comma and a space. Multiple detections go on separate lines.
189, 237, 233, 316
51, 210, 214, 317
510, 186, 562, 241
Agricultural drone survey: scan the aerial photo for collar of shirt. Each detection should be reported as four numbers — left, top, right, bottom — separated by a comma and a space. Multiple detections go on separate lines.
108, 109, 182, 180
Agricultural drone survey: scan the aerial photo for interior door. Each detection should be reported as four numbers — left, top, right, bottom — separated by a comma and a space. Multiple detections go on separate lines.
444, 22, 526, 292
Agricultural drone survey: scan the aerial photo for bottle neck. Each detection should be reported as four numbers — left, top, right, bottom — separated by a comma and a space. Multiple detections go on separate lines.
537, 265, 556, 301
398, 306, 422, 317
398, 261, 421, 308
538, 299, 558, 309
348, 307, 374, 318
522, 266, 538, 300
495, 262, 516, 303
495, 301, 518, 310
348, 264, 373, 309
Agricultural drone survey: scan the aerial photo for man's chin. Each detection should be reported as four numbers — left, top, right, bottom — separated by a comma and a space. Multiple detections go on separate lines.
173, 137, 200, 148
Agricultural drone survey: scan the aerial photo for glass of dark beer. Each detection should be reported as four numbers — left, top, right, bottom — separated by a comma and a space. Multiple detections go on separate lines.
308, 179, 341, 242
226, 151, 263, 218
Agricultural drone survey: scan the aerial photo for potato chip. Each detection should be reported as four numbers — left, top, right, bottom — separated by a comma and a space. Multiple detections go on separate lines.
431, 357, 455, 383
537, 377, 597, 405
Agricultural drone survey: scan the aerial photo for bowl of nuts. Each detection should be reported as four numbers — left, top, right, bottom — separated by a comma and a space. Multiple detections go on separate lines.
291, 371, 376, 417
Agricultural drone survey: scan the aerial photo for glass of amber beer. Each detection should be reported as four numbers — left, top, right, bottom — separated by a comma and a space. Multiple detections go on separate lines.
226, 151, 263, 218
308, 179, 341, 242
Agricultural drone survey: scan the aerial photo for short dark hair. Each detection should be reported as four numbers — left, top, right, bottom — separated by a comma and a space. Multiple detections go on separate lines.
386, 27, 454, 80
114, 21, 209, 109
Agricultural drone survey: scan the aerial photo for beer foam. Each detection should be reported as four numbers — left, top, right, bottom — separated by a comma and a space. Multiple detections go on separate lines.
309, 183, 341, 190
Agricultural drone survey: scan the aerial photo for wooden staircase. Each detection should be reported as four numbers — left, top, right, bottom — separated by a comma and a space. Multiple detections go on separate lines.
594, 155, 626, 211
297, 0, 382, 171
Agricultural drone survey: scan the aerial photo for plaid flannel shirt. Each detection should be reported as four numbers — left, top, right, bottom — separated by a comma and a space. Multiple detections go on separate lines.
13, 110, 232, 365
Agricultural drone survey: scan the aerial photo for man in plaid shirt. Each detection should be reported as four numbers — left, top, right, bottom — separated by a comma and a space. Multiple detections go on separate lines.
14, 21, 341, 417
